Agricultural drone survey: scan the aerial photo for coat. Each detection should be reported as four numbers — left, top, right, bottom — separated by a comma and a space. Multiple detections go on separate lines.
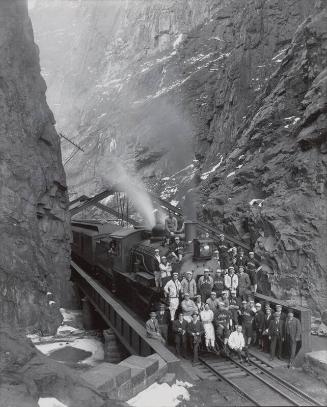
145, 318, 161, 338
181, 278, 197, 298
254, 310, 265, 331
172, 319, 188, 336
268, 319, 284, 338
187, 319, 204, 343
285, 317, 301, 341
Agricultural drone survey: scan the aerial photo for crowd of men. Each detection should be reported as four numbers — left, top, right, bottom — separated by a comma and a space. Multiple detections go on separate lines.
146, 213, 302, 368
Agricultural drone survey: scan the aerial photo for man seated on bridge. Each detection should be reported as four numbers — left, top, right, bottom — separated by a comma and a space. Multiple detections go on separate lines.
165, 211, 178, 235
228, 325, 249, 363
146, 311, 165, 343
187, 312, 204, 363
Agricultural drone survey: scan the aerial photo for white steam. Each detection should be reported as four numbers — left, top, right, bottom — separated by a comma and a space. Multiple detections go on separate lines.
98, 159, 155, 228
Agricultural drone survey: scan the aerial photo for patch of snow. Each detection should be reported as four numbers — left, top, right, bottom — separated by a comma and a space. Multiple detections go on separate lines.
272, 48, 287, 61
293, 117, 300, 124
59, 308, 81, 324
237, 164, 243, 169
162, 177, 170, 181
56, 325, 82, 336
284, 116, 295, 121
170, 200, 179, 207
249, 199, 264, 207
227, 171, 235, 178
49, 301, 56, 306
210, 36, 224, 41
173, 33, 184, 49
128, 382, 190, 407
38, 398, 67, 407
238, 155, 245, 160
200, 156, 223, 180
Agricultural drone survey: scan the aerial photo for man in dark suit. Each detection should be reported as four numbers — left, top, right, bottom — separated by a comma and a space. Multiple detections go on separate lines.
187, 312, 204, 363
172, 312, 188, 357
285, 309, 301, 368
268, 312, 284, 360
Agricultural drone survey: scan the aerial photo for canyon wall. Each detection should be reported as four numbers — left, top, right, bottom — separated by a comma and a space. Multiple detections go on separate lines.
0, 0, 71, 335
29, 0, 327, 314
0, 2, 117, 406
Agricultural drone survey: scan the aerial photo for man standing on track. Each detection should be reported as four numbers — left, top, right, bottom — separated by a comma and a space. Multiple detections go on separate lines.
285, 309, 301, 368
268, 312, 284, 361
187, 312, 204, 363
172, 312, 188, 357
164, 272, 182, 321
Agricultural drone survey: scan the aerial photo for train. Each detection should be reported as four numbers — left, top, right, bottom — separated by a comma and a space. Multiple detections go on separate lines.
71, 219, 216, 316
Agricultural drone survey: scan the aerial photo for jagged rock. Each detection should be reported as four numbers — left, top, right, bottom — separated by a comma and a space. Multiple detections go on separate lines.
317, 323, 327, 337
0, 0, 71, 335
29, 0, 327, 314
0, 326, 125, 407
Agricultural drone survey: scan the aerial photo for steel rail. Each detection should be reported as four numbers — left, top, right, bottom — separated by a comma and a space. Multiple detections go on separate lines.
248, 357, 323, 406
200, 354, 320, 407
198, 356, 261, 406
228, 357, 302, 406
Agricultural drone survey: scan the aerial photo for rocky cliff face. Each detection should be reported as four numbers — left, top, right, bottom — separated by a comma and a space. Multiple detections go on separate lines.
30, 0, 326, 314
199, 3, 327, 314
0, 2, 122, 406
0, 0, 71, 335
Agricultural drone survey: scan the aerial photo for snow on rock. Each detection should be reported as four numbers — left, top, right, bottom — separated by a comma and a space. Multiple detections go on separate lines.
38, 398, 67, 407
127, 382, 191, 407
59, 308, 81, 324
227, 171, 235, 178
200, 156, 223, 180
249, 199, 264, 207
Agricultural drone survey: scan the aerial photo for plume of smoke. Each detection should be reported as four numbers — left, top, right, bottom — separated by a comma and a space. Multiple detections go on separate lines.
98, 158, 155, 228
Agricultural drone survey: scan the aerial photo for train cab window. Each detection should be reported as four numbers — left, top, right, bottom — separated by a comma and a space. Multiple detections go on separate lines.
108, 240, 120, 257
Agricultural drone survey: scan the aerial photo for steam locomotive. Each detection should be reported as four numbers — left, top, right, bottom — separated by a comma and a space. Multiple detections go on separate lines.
71, 219, 216, 316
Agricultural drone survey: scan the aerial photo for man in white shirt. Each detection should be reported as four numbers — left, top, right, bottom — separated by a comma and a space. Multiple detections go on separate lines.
164, 272, 182, 321
227, 325, 249, 362
159, 256, 172, 279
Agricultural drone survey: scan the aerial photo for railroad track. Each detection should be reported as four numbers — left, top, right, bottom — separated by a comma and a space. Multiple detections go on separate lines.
197, 352, 321, 406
